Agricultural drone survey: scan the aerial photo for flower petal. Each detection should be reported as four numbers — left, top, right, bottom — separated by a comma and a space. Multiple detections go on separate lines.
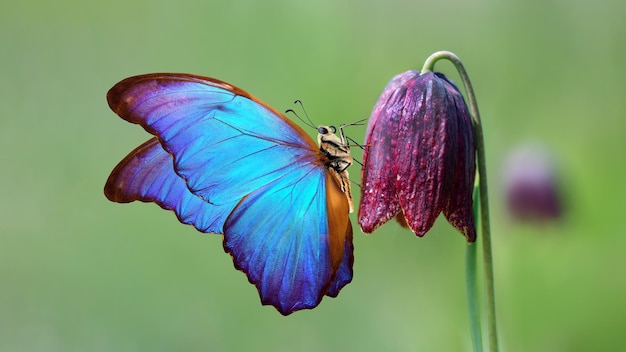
440, 75, 476, 241
358, 72, 418, 233
393, 74, 449, 236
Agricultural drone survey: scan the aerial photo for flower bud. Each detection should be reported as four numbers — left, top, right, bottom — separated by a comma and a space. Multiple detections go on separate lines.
502, 144, 564, 222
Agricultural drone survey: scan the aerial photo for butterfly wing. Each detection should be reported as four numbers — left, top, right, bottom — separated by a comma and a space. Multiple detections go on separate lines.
107, 74, 318, 206
326, 221, 353, 297
106, 74, 352, 314
104, 137, 232, 233
224, 169, 352, 313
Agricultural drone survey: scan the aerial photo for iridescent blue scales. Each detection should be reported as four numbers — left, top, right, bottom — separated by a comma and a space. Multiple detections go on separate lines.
104, 74, 354, 315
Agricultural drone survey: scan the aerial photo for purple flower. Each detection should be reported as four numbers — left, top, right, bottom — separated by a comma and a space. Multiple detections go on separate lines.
358, 70, 476, 242
502, 145, 564, 222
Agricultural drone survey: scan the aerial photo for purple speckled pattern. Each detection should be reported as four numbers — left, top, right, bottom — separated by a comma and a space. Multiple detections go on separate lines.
358, 70, 476, 242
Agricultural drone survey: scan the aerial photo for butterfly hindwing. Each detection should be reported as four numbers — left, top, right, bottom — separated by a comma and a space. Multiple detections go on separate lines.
104, 137, 232, 233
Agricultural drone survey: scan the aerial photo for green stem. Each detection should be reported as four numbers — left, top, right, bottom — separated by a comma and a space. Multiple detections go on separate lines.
466, 202, 483, 352
422, 51, 499, 352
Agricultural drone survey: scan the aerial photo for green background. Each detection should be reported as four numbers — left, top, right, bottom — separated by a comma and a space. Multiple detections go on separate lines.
2, 0, 625, 351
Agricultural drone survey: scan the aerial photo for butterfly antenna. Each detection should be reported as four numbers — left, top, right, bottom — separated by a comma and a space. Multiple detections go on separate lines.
295, 99, 317, 129
285, 108, 315, 130
285, 100, 316, 130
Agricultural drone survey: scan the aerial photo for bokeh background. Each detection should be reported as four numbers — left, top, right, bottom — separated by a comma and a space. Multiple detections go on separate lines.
2, 0, 625, 351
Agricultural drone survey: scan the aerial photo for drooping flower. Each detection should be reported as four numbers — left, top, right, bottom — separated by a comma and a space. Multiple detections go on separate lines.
502, 144, 564, 222
358, 70, 476, 242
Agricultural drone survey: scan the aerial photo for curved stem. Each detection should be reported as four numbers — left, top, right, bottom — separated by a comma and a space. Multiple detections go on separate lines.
422, 51, 498, 352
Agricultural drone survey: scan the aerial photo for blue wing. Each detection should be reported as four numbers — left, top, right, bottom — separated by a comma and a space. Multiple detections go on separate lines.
104, 137, 233, 233
224, 168, 346, 313
107, 74, 319, 206
105, 74, 353, 314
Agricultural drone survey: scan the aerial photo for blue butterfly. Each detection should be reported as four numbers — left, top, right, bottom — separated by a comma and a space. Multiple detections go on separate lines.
104, 74, 354, 315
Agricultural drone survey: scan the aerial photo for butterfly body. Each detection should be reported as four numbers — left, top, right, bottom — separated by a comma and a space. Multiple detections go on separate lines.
105, 74, 353, 315
317, 125, 354, 213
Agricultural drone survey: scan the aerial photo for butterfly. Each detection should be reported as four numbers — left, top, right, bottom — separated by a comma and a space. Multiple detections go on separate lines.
104, 73, 354, 315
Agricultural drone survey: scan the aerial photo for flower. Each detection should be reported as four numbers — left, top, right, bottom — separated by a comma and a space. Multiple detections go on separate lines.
502, 144, 564, 222
358, 70, 476, 242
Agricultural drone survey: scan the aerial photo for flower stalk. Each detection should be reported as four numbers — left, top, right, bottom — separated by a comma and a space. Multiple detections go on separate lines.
466, 183, 483, 352
422, 51, 498, 352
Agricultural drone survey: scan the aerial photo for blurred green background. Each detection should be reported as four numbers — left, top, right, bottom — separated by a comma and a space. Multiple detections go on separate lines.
1, 0, 625, 351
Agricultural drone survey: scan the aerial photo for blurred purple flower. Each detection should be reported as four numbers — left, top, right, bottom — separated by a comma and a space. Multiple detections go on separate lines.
358, 70, 476, 242
502, 145, 563, 222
